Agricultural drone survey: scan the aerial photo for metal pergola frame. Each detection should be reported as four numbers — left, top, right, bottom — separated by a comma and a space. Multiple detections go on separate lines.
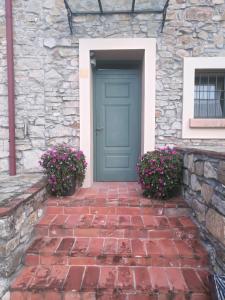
64, 0, 170, 35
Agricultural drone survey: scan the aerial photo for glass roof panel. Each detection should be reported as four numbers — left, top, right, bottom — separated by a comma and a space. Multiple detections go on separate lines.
135, 0, 166, 11
100, 0, 131, 11
66, 0, 167, 13
67, 0, 100, 12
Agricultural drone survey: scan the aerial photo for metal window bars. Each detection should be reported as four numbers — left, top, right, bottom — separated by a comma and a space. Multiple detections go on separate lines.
64, 0, 170, 35
194, 70, 225, 119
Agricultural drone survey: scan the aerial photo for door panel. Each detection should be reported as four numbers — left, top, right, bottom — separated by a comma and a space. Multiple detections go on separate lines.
94, 69, 141, 181
105, 105, 130, 147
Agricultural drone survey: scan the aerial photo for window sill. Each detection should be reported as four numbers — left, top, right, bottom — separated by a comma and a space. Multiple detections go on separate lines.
189, 119, 225, 128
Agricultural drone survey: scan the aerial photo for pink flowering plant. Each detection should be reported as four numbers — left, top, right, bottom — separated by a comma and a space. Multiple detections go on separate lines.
40, 144, 87, 196
137, 147, 182, 199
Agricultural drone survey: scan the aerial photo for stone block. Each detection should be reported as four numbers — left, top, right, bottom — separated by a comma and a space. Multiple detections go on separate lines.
206, 209, 225, 247
2, 291, 10, 300
201, 183, 213, 205
183, 154, 195, 172
0, 217, 15, 240
191, 174, 201, 192
29, 125, 45, 138
195, 161, 204, 176
215, 184, 225, 197
43, 0, 56, 9
0, 235, 20, 258
214, 32, 224, 49
218, 161, 225, 185
45, 69, 62, 80
0, 247, 24, 277
27, 211, 38, 226
29, 70, 44, 83
212, 194, 225, 216
22, 150, 43, 171
178, 35, 195, 49
204, 162, 217, 179
186, 7, 213, 21
15, 211, 26, 233
59, 48, 75, 57
47, 124, 76, 138
0, 159, 9, 173
192, 199, 206, 223
25, 0, 41, 13
0, 278, 10, 300
44, 37, 57, 48
183, 170, 189, 185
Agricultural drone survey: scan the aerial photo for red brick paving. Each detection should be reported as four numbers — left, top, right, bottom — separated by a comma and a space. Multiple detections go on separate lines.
10, 182, 211, 299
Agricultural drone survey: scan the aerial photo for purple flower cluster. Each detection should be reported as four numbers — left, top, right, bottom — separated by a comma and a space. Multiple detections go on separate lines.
39, 144, 87, 196
137, 146, 182, 200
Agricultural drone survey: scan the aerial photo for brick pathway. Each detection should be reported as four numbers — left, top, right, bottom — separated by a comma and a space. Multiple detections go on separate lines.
10, 182, 211, 300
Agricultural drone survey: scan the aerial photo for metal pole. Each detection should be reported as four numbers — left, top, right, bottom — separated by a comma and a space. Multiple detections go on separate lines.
131, 0, 136, 13
5, 0, 16, 175
97, 0, 103, 14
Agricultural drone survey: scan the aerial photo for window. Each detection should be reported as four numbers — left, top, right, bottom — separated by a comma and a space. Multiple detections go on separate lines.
194, 70, 225, 119
182, 57, 225, 139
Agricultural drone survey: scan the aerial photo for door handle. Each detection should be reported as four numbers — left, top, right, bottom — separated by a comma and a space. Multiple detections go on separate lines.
96, 127, 104, 132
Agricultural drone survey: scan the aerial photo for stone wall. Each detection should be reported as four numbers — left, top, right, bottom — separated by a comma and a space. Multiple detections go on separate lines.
0, 177, 47, 298
180, 147, 225, 274
0, 0, 225, 173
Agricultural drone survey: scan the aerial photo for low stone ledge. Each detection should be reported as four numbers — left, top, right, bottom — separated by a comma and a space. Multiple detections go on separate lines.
0, 174, 47, 298
176, 147, 225, 274
176, 146, 225, 161
0, 179, 46, 218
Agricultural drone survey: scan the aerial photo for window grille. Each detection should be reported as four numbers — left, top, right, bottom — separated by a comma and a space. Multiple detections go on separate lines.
194, 70, 225, 119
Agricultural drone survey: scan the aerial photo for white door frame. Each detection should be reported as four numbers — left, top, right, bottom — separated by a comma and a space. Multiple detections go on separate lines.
79, 38, 156, 187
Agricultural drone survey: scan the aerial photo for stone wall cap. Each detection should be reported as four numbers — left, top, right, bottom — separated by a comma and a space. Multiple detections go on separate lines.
0, 175, 47, 217
175, 146, 225, 160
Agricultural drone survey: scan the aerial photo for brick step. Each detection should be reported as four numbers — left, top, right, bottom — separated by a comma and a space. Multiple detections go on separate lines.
36, 226, 199, 239
46, 196, 189, 209
9, 183, 212, 300
44, 205, 190, 217
24, 254, 208, 269
24, 237, 208, 268
26, 237, 208, 258
10, 265, 210, 299
10, 291, 211, 300
37, 213, 197, 230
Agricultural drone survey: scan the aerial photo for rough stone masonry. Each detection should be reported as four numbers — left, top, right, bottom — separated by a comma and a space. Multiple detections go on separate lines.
0, 0, 225, 173
181, 147, 225, 274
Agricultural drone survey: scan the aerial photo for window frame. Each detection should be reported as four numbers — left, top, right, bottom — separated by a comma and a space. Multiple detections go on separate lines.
194, 69, 225, 119
182, 57, 225, 139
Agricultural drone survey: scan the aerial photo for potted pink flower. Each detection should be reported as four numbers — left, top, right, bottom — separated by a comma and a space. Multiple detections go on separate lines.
137, 147, 182, 199
40, 144, 87, 196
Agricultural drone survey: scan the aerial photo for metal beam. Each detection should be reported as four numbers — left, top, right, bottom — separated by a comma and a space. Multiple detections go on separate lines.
64, 0, 73, 34
161, 0, 170, 33
97, 0, 103, 14
72, 9, 163, 16
5, 0, 16, 175
131, 0, 136, 13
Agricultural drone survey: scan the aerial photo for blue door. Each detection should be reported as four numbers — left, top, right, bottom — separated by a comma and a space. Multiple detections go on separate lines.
94, 69, 141, 181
